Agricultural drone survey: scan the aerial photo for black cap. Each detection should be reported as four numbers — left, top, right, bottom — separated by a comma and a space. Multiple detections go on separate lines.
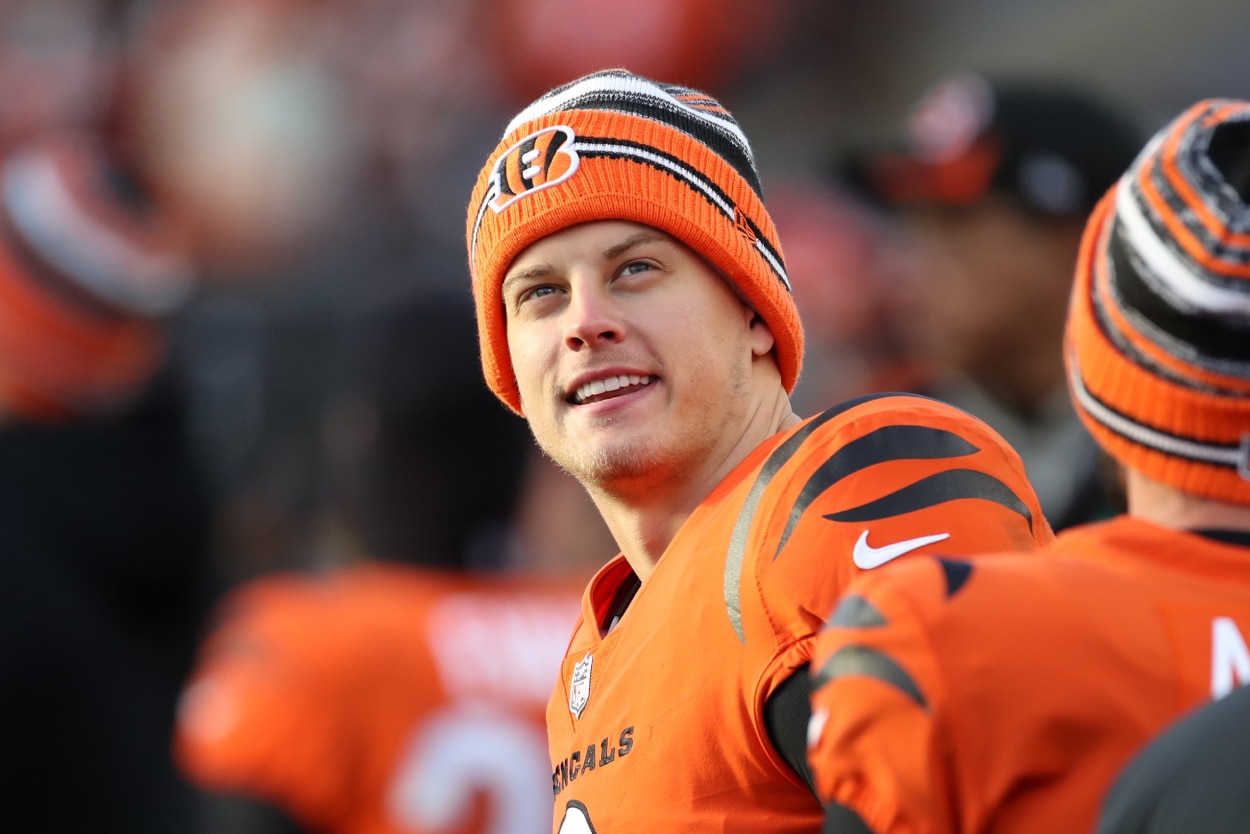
840, 73, 1145, 217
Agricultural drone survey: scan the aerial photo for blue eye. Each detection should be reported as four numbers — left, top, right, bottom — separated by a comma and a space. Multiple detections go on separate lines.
621, 261, 653, 276
510, 283, 559, 311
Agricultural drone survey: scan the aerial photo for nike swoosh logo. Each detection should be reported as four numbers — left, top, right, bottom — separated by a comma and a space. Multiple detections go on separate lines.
852, 530, 951, 570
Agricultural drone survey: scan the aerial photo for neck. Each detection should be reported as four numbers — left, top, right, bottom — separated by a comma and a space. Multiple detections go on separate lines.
1127, 469, 1250, 532
591, 392, 801, 583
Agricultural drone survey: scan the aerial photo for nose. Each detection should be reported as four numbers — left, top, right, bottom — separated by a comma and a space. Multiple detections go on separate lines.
562, 278, 622, 351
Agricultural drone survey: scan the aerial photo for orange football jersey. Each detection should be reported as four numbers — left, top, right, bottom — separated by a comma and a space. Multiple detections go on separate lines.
808, 517, 1250, 834
175, 563, 584, 834
545, 394, 1053, 832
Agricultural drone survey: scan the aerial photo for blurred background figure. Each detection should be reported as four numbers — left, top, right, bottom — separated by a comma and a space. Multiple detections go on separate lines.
114, 0, 390, 583
0, 117, 216, 833
838, 72, 1146, 530
173, 287, 612, 834
768, 179, 925, 415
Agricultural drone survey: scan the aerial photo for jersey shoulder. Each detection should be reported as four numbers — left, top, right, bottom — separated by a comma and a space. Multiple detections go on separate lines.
730, 393, 1051, 648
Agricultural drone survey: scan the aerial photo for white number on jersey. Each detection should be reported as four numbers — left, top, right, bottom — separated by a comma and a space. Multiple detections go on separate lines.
1211, 616, 1250, 699
557, 800, 597, 834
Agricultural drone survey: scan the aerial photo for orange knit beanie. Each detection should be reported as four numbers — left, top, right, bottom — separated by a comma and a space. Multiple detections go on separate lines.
466, 68, 802, 414
1065, 99, 1250, 505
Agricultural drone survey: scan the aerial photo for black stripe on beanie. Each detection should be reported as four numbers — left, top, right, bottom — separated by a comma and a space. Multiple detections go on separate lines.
1208, 118, 1250, 202
515, 69, 763, 198
578, 135, 738, 213
1091, 241, 1246, 398
1135, 146, 1250, 265
555, 92, 762, 198
1107, 220, 1250, 367
576, 137, 789, 288
1069, 357, 1247, 468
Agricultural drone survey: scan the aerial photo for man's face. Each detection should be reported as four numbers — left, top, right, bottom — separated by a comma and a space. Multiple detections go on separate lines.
502, 220, 767, 492
894, 196, 1078, 377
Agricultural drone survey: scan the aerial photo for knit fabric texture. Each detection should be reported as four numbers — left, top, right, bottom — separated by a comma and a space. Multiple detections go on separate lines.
1065, 98, 1250, 504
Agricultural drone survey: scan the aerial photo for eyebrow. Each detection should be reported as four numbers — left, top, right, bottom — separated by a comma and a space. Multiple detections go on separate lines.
604, 230, 672, 260
502, 230, 674, 292
503, 263, 554, 292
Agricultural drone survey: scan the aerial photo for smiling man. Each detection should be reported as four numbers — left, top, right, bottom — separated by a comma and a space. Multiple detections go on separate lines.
465, 69, 1055, 832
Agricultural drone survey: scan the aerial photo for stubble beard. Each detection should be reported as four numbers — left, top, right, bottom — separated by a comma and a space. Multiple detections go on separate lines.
544, 420, 677, 494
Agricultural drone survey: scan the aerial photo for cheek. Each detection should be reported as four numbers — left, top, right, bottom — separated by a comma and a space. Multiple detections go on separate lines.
675, 300, 730, 355
684, 302, 756, 383
506, 320, 546, 389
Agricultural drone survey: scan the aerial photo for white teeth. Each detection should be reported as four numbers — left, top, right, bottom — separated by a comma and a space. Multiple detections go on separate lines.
574, 374, 651, 404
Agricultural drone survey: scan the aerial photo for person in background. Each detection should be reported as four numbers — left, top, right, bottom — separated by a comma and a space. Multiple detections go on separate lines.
174, 287, 612, 834
768, 180, 925, 414
808, 97, 1250, 834
1096, 681, 1250, 834
0, 127, 217, 833
842, 72, 1145, 530
464, 68, 1053, 833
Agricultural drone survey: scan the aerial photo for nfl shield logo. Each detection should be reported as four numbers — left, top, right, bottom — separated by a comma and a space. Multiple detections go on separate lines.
569, 653, 593, 719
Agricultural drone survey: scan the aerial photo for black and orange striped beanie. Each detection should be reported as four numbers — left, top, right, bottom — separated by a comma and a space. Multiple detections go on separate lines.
1066, 99, 1250, 504
466, 68, 802, 415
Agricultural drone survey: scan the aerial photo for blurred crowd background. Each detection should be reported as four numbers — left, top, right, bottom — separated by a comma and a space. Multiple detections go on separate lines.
0, 0, 1246, 831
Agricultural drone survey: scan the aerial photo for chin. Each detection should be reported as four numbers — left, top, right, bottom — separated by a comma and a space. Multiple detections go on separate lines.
561, 439, 668, 488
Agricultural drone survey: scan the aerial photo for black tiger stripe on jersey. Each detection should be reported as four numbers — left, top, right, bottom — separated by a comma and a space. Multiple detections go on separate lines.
814, 645, 927, 709
828, 595, 888, 628
826, 562, 974, 635
724, 393, 1014, 643
825, 469, 1036, 534
771, 424, 982, 559
939, 558, 974, 597
723, 393, 901, 643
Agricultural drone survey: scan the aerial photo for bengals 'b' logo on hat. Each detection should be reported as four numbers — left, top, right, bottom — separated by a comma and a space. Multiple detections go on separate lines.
486, 125, 580, 214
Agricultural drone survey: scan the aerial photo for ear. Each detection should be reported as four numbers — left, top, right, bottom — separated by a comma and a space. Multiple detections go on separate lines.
749, 314, 776, 358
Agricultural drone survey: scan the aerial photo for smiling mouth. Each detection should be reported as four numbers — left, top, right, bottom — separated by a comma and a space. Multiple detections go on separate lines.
571, 374, 654, 405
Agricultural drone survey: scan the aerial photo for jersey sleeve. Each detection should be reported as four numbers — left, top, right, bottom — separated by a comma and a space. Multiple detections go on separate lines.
745, 393, 1053, 661
173, 577, 358, 829
805, 557, 964, 834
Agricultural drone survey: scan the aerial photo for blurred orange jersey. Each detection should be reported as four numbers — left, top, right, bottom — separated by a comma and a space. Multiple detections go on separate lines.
545, 394, 1053, 833
808, 517, 1250, 834
175, 563, 584, 834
